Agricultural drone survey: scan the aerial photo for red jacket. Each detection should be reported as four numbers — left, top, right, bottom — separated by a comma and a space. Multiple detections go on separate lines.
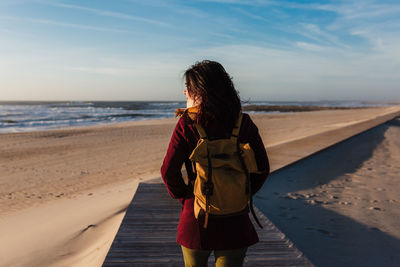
161, 111, 269, 250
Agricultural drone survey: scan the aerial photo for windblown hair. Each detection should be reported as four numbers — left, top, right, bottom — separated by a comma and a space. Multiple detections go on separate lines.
184, 60, 241, 132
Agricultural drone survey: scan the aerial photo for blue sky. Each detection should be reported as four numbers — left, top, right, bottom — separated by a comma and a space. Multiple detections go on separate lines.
1, 0, 399, 101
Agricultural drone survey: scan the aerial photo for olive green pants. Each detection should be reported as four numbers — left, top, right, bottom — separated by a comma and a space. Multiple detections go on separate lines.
181, 246, 247, 267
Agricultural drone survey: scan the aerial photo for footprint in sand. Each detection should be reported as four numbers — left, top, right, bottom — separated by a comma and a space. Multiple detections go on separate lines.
317, 229, 334, 236
283, 193, 298, 200
306, 200, 316, 205
305, 199, 325, 205
369, 227, 380, 231
81, 224, 96, 233
368, 207, 382, 211
302, 193, 318, 198
328, 195, 339, 199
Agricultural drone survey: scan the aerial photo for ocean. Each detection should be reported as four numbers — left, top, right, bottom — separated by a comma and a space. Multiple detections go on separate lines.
0, 100, 391, 134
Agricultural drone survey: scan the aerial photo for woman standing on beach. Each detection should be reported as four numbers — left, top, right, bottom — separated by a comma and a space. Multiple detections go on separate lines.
161, 60, 269, 267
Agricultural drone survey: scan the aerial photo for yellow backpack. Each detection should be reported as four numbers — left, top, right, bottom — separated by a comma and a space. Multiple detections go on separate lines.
189, 113, 263, 229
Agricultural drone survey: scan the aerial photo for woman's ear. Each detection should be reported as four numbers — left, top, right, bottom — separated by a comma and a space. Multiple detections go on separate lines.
193, 95, 201, 106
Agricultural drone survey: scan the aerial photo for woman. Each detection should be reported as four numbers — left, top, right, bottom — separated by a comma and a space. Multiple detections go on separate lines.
161, 60, 269, 267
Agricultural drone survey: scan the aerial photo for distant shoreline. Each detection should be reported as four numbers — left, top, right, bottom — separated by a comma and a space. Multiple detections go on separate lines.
243, 105, 376, 112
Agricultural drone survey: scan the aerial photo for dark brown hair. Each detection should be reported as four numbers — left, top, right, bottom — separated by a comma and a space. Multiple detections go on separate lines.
184, 60, 241, 131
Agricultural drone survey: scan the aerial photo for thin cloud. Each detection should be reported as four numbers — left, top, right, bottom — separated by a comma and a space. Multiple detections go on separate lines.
309, 2, 400, 52
42, 1, 169, 27
171, 5, 208, 18
0, 15, 135, 34
297, 23, 350, 49
210, 32, 235, 39
232, 7, 270, 23
295, 42, 329, 52
197, 0, 256, 4
311, 2, 400, 20
127, 0, 208, 18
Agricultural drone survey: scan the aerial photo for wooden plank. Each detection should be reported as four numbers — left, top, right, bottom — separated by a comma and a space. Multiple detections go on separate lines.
103, 183, 314, 266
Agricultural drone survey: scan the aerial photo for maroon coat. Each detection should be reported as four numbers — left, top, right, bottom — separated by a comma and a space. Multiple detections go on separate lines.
161, 111, 269, 250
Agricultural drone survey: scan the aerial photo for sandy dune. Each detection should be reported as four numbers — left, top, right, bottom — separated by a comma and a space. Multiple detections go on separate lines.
0, 106, 399, 266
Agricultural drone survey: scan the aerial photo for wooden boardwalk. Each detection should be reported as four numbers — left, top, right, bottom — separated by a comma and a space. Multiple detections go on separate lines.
103, 182, 314, 266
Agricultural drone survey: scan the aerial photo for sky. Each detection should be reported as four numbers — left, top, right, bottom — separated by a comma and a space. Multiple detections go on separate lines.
0, 0, 399, 102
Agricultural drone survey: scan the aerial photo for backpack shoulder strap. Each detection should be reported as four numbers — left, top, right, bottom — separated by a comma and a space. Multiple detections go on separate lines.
195, 124, 208, 139
231, 112, 243, 140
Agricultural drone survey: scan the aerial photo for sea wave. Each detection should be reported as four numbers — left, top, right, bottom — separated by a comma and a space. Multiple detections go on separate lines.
0, 100, 393, 133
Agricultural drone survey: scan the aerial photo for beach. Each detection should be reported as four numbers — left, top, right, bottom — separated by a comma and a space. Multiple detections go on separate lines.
1, 106, 400, 266
255, 115, 400, 266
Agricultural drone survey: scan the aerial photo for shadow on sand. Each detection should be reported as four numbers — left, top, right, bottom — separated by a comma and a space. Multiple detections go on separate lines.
255, 118, 400, 267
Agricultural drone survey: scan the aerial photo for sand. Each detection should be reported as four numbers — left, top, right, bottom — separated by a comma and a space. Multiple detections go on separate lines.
255, 117, 400, 267
0, 106, 399, 266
